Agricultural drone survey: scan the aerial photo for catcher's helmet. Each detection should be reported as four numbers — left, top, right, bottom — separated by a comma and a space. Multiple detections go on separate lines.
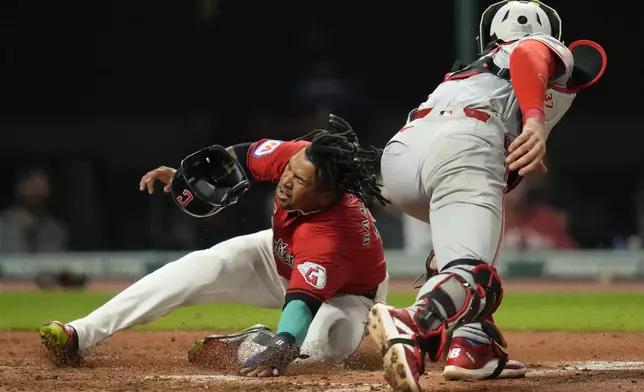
171, 145, 250, 218
478, 0, 562, 53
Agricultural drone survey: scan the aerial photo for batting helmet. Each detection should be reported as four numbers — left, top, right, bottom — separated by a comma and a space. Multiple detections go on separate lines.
171, 145, 250, 218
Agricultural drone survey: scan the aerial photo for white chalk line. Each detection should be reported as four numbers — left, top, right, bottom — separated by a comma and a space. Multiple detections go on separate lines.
143, 374, 387, 391
527, 360, 644, 376
0, 365, 41, 370
144, 361, 644, 388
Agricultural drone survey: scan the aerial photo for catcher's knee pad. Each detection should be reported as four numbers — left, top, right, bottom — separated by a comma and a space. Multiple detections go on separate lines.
413, 259, 503, 361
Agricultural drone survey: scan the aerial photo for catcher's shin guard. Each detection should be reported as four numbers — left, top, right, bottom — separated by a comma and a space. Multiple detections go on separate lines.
413, 259, 503, 362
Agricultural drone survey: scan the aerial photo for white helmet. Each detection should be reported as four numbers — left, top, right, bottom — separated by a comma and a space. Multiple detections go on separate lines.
478, 1, 562, 53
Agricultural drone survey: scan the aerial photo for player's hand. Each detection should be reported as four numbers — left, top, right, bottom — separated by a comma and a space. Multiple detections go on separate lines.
240, 365, 280, 378
505, 117, 548, 176
139, 166, 177, 194
239, 333, 301, 378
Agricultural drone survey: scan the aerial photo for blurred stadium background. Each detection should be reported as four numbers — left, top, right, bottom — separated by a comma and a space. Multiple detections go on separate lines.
0, 0, 640, 287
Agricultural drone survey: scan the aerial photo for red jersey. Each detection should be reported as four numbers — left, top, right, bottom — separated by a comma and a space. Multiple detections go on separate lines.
245, 139, 387, 302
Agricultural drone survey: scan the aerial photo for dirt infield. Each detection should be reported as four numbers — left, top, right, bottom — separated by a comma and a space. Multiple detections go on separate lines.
2, 330, 644, 392
2, 278, 644, 391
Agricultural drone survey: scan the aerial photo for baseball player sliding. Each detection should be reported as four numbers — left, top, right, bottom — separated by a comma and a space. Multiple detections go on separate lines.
40, 115, 390, 377
368, 1, 606, 391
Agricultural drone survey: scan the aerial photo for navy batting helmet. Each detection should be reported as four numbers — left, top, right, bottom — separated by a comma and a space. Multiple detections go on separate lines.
171, 145, 250, 218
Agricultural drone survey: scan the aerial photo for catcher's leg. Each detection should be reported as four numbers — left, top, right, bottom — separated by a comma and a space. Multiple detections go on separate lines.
427, 134, 526, 379
64, 229, 284, 351
422, 252, 526, 380
422, 143, 516, 379
368, 258, 504, 391
369, 123, 515, 391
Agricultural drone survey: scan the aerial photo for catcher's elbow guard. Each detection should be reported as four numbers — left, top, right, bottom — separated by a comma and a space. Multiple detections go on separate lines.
171, 145, 251, 218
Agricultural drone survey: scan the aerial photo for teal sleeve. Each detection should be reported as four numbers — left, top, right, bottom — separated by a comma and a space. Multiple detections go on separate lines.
276, 299, 313, 344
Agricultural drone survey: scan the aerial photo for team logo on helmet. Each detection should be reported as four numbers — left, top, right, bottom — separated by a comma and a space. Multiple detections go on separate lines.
176, 189, 194, 207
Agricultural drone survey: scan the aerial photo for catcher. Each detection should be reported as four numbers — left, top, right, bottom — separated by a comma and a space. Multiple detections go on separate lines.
39, 115, 389, 377
370, 1, 606, 391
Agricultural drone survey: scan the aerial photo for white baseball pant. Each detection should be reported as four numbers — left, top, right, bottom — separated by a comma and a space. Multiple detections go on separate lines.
380, 108, 507, 343
68, 229, 388, 363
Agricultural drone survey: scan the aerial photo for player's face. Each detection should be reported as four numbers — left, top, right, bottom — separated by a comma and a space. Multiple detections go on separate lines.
276, 148, 332, 212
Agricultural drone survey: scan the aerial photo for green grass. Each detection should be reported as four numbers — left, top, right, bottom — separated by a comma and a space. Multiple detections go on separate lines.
1, 291, 643, 332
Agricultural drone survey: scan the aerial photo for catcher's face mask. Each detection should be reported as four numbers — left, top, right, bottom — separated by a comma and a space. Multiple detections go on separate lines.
478, 0, 562, 53
171, 145, 250, 218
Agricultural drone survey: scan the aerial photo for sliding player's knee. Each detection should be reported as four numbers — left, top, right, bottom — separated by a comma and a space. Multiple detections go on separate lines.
208, 233, 268, 265
172, 237, 249, 272
166, 248, 220, 270
298, 303, 364, 364
156, 247, 241, 293
414, 259, 503, 335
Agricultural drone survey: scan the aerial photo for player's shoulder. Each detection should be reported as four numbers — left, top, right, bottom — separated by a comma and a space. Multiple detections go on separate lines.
518, 34, 572, 61
317, 194, 365, 222
250, 139, 285, 158
297, 197, 359, 234
297, 213, 341, 235
250, 139, 310, 159
518, 33, 561, 45
518, 33, 573, 81
497, 33, 568, 53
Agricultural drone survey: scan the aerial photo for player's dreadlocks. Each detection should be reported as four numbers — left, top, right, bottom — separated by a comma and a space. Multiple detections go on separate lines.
296, 114, 390, 207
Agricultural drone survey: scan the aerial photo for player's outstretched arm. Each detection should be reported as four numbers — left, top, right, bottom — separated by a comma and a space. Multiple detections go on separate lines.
239, 267, 331, 378
139, 166, 177, 194
139, 139, 311, 199
137, 145, 242, 195
506, 40, 557, 176
238, 299, 313, 377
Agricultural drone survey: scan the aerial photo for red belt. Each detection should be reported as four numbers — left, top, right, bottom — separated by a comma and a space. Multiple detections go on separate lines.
411, 107, 491, 123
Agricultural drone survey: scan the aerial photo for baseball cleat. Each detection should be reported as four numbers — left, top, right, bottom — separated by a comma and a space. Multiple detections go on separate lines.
39, 321, 81, 366
443, 336, 527, 380
367, 304, 424, 392
188, 324, 272, 365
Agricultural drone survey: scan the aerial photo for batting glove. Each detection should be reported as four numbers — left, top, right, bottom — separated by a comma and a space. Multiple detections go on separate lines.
239, 332, 303, 377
